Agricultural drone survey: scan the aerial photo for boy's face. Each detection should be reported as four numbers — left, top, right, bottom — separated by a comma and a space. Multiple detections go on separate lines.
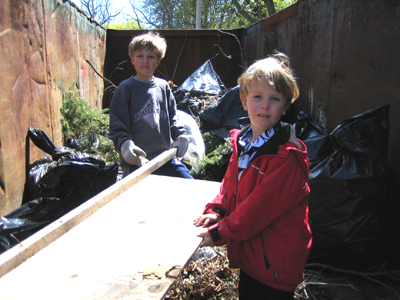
131, 48, 161, 81
241, 78, 288, 140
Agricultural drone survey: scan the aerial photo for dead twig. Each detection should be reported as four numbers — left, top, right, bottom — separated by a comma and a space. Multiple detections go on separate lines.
305, 263, 400, 299
85, 59, 117, 89
216, 30, 244, 68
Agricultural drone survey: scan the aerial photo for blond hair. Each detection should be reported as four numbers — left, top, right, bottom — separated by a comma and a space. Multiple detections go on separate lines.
238, 52, 299, 108
128, 32, 167, 60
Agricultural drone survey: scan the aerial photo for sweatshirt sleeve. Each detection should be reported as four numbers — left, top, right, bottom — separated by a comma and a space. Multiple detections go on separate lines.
109, 82, 132, 152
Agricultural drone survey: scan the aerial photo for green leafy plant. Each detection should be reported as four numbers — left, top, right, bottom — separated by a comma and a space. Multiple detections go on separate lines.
61, 85, 119, 164
190, 133, 232, 181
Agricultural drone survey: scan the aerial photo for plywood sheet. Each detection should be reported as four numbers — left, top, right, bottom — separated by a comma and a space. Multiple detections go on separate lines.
0, 175, 221, 300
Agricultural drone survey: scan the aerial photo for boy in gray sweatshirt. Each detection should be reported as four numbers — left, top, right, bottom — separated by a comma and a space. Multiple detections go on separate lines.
109, 32, 193, 179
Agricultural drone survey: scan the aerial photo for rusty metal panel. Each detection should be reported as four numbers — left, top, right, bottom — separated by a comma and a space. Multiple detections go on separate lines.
103, 29, 244, 108
0, 0, 106, 215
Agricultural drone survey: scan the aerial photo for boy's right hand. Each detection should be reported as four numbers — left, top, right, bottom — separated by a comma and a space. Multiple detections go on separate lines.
121, 140, 149, 166
194, 214, 221, 228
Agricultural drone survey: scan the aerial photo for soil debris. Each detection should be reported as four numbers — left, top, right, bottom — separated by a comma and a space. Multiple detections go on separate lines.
165, 246, 400, 300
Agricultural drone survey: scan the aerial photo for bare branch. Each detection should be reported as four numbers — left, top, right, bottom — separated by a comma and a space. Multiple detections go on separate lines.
128, 0, 161, 29
79, 0, 122, 25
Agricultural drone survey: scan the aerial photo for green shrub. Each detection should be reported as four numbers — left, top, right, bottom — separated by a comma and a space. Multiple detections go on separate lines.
190, 133, 232, 181
61, 86, 119, 164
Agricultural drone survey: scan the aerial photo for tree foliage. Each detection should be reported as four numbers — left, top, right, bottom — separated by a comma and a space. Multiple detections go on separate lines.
77, 0, 297, 29
107, 20, 141, 30
135, 0, 297, 29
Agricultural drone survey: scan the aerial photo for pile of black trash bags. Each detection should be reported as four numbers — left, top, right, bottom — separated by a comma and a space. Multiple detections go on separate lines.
0, 128, 118, 254
294, 105, 400, 271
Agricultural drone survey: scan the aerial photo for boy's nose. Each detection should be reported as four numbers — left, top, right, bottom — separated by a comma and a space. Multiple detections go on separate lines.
261, 99, 270, 109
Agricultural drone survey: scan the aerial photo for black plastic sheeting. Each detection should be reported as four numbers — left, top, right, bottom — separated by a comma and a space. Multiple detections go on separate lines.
0, 128, 118, 254
199, 86, 249, 138
174, 60, 226, 116
175, 60, 225, 96
173, 61, 248, 138
294, 105, 400, 271
294, 111, 335, 171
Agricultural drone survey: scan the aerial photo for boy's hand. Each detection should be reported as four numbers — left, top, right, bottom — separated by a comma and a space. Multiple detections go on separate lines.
194, 214, 221, 228
197, 230, 215, 247
121, 140, 149, 166
172, 135, 189, 157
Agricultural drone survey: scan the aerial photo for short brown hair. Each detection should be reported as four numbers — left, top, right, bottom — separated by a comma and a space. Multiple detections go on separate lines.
238, 52, 299, 109
128, 32, 167, 60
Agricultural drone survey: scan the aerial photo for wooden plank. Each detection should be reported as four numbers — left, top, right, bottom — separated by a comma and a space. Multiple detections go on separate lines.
0, 174, 221, 300
0, 149, 176, 279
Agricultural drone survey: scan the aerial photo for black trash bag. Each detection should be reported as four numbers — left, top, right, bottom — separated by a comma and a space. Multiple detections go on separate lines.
66, 134, 100, 152
0, 128, 120, 254
23, 128, 117, 204
175, 60, 225, 97
176, 96, 204, 117
27, 127, 91, 161
25, 157, 118, 203
27, 127, 56, 154
330, 105, 390, 158
174, 60, 225, 114
293, 111, 335, 170
307, 105, 400, 271
199, 86, 249, 139
0, 197, 63, 253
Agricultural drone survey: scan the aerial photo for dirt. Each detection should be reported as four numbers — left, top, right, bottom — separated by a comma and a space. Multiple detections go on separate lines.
165, 246, 239, 300
165, 246, 400, 300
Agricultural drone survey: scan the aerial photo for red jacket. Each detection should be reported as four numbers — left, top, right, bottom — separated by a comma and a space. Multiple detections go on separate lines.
204, 124, 312, 292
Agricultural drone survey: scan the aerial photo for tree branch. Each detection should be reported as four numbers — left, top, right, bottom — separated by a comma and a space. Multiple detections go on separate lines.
230, 0, 258, 23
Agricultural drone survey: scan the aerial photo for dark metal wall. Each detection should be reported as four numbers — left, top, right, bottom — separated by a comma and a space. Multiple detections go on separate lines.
241, 0, 400, 178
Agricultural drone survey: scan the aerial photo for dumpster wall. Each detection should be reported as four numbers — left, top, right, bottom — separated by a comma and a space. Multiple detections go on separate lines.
0, 0, 106, 215
242, 0, 400, 179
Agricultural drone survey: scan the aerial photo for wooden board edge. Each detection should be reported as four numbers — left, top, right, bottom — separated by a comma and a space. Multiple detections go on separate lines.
0, 149, 177, 278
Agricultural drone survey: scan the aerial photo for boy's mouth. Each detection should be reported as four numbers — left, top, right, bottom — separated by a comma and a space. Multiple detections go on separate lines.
258, 113, 270, 118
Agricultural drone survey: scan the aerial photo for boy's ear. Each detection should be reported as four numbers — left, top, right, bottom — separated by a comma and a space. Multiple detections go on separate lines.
241, 97, 248, 111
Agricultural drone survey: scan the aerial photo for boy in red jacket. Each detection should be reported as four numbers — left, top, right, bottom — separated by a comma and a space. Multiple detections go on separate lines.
194, 52, 312, 299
